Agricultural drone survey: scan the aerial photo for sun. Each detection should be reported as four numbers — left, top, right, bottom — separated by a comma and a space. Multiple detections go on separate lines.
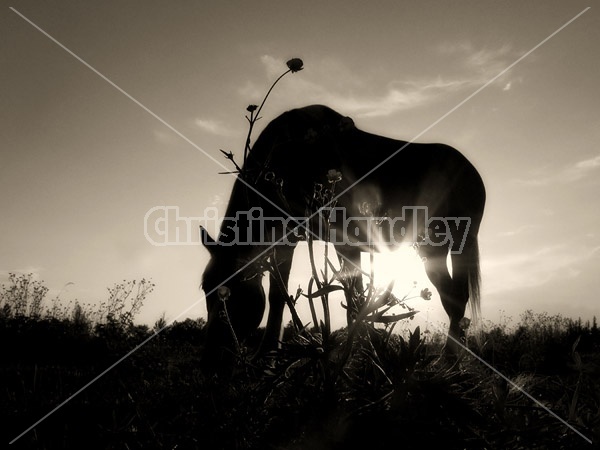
360, 244, 432, 297
288, 242, 434, 299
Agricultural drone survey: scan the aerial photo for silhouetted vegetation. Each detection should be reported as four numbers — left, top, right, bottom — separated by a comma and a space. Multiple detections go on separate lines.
2, 274, 599, 449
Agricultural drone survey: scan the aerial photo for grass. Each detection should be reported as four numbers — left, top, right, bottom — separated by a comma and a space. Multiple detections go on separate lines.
1, 274, 599, 449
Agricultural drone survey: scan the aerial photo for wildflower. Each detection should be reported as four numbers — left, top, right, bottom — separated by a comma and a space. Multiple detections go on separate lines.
218, 286, 231, 302
246, 104, 258, 112
420, 288, 432, 301
286, 58, 304, 73
327, 169, 342, 183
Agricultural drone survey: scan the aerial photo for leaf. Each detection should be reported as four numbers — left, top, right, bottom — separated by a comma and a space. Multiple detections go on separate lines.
301, 284, 344, 298
324, 255, 340, 272
409, 326, 421, 352
361, 280, 397, 315
364, 310, 418, 324
307, 277, 315, 296
325, 257, 340, 275
571, 335, 581, 354
373, 280, 396, 308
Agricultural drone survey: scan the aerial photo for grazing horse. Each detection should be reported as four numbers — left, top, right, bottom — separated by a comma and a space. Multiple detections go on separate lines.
201, 104, 485, 364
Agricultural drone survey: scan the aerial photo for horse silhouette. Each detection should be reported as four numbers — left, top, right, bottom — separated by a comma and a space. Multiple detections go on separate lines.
201, 104, 485, 364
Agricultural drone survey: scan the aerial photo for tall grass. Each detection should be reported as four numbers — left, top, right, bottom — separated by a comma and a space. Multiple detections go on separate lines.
3, 272, 598, 448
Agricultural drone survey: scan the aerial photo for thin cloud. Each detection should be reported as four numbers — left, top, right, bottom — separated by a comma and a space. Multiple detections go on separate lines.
568, 154, 600, 179
331, 78, 472, 118
465, 45, 512, 70
482, 244, 595, 295
513, 153, 600, 186
438, 41, 518, 91
322, 86, 429, 118
194, 118, 232, 136
438, 41, 513, 68
497, 225, 536, 238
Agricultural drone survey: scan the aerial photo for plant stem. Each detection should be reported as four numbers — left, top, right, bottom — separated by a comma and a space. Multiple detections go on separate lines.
321, 215, 332, 338
270, 259, 304, 331
307, 278, 320, 332
366, 225, 375, 305
222, 301, 241, 354
243, 69, 292, 168
307, 224, 330, 338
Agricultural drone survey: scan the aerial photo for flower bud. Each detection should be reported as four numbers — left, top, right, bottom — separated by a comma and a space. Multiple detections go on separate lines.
218, 286, 231, 302
326, 169, 342, 183
286, 58, 304, 73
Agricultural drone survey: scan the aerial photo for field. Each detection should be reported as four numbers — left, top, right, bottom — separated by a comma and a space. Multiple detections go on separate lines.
2, 275, 599, 449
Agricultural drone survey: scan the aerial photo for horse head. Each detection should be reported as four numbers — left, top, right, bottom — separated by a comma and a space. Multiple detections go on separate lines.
200, 227, 267, 363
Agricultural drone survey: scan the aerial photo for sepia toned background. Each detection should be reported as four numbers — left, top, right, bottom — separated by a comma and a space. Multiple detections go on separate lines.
1, 1, 598, 330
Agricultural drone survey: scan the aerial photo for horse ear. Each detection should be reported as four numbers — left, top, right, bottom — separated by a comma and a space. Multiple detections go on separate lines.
200, 226, 218, 255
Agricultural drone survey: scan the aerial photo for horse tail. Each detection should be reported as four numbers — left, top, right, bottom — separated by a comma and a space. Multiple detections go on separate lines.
467, 236, 481, 327
465, 235, 482, 342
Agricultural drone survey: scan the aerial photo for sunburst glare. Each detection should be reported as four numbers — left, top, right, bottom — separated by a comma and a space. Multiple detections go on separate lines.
360, 244, 432, 298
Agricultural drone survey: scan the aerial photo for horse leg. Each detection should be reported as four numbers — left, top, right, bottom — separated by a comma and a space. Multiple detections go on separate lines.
259, 244, 296, 354
422, 249, 467, 355
449, 234, 481, 342
335, 246, 364, 326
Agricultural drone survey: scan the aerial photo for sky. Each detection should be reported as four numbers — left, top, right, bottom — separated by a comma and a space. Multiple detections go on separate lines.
1, 0, 599, 332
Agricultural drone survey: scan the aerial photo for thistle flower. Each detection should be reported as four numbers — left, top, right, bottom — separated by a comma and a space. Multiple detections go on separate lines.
246, 104, 258, 113
286, 58, 304, 73
218, 286, 231, 302
327, 169, 342, 183
420, 288, 432, 300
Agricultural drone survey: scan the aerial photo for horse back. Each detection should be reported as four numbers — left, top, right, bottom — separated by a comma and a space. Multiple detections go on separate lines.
243, 105, 484, 218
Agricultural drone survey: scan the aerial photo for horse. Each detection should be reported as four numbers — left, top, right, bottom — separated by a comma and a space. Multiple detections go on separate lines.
201, 104, 485, 365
